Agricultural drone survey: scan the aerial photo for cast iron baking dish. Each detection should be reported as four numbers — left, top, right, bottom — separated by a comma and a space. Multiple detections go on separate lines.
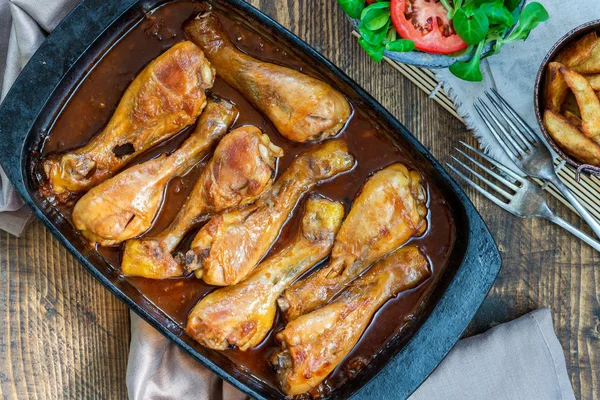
0, 0, 501, 398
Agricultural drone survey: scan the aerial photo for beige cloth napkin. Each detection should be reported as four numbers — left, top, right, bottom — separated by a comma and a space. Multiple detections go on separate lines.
128, 308, 574, 400
0, 0, 80, 236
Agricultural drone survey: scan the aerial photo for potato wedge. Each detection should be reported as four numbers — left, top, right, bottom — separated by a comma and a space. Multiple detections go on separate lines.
572, 38, 600, 74
545, 62, 569, 112
562, 92, 581, 117
560, 67, 600, 138
555, 32, 598, 67
586, 74, 600, 90
563, 109, 582, 128
544, 110, 600, 166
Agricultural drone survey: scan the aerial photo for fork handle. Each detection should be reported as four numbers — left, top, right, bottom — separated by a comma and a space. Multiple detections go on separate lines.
550, 175, 600, 239
546, 214, 600, 252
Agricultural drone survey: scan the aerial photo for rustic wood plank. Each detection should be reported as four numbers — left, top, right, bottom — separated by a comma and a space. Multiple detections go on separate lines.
0, 0, 597, 399
0, 220, 130, 399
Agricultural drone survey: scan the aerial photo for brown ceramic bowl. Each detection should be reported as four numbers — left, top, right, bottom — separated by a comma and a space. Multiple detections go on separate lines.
534, 19, 600, 175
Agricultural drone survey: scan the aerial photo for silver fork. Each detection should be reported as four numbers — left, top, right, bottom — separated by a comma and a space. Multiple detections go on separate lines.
448, 142, 600, 252
474, 88, 600, 239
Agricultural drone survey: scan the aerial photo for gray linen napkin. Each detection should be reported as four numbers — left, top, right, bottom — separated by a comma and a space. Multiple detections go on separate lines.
408, 308, 574, 400
0, 0, 79, 236
128, 308, 574, 399
435, 0, 600, 167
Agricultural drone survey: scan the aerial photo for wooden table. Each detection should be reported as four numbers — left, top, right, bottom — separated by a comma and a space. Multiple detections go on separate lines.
1, 1, 599, 398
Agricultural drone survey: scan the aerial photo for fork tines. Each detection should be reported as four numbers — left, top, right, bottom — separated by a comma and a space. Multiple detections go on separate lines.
446, 141, 525, 210
474, 89, 541, 162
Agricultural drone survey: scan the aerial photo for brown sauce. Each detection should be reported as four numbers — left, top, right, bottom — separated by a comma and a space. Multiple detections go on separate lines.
39, 1, 456, 397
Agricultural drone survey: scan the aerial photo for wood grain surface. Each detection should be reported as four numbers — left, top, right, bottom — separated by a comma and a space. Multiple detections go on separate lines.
1, 0, 599, 398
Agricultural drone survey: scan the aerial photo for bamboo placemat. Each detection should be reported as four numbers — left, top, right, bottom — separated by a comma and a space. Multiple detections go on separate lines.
353, 32, 600, 223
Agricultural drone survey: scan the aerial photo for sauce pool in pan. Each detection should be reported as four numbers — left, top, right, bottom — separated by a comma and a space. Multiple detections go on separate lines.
40, 1, 456, 396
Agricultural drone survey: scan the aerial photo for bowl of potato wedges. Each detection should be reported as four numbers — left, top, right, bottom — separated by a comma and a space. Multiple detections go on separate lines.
535, 20, 600, 174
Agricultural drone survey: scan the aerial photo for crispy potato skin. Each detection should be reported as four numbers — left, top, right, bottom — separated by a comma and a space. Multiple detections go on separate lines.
586, 74, 600, 91
555, 32, 598, 67
560, 67, 600, 139
572, 38, 600, 74
544, 110, 600, 166
561, 92, 581, 117
563, 109, 582, 128
545, 62, 569, 112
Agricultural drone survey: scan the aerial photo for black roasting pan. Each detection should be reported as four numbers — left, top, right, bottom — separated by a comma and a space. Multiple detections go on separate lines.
0, 0, 501, 398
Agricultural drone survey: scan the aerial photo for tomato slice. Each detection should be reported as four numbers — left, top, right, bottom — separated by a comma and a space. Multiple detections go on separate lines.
390, 0, 468, 55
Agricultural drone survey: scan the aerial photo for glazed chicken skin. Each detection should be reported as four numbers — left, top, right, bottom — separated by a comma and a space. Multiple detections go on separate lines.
184, 12, 351, 143
72, 98, 239, 246
121, 124, 283, 278
279, 163, 428, 321
271, 246, 431, 396
186, 195, 344, 351
186, 139, 355, 286
42, 41, 215, 202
